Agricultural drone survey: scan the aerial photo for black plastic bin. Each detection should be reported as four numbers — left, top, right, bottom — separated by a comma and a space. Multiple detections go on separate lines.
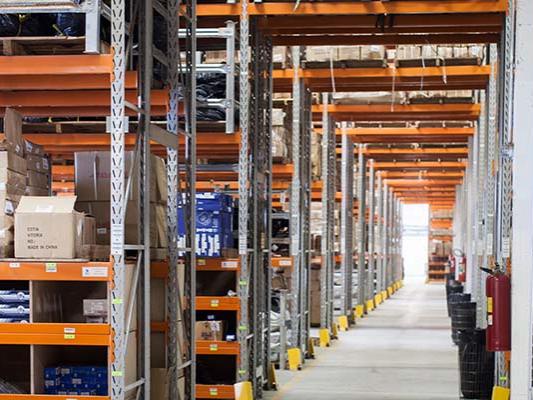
451, 300, 476, 345
458, 329, 494, 399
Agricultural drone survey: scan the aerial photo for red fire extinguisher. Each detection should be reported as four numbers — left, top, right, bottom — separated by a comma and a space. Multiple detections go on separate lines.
483, 265, 511, 352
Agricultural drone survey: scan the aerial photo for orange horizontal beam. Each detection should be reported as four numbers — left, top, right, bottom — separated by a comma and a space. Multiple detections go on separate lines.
386, 180, 461, 187
381, 171, 464, 179
313, 104, 480, 121
195, 0, 506, 16
0, 71, 137, 91
336, 127, 474, 144
375, 161, 466, 170
260, 13, 503, 32
0, 54, 112, 75
274, 66, 490, 92
0, 261, 112, 281
272, 33, 499, 46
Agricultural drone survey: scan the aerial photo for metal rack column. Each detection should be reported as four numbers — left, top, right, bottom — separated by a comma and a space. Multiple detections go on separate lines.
366, 160, 376, 305
356, 145, 367, 309
510, 0, 533, 396
375, 172, 384, 297
340, 131, 355, 322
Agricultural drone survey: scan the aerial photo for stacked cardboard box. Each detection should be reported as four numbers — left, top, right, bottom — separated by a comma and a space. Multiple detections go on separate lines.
74, 151, 168, 254
310, 267, 321, 326
24, 140, 51, 197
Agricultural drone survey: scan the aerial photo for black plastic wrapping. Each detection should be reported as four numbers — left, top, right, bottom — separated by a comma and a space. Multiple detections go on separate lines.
458, 329, 494, 399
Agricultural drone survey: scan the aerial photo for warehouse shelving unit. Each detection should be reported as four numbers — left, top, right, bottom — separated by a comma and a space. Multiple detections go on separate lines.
0, 1, 199, 400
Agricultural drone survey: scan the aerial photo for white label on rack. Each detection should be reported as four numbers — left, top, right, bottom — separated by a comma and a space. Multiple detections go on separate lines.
502, 237, 511, 258
279, 259, 292, 267
9, 262, 20, 269
221, 261, 238, 269
64, 327, 76, 334
45, 263, 57, 273
486, 234, 493, 255
82, 266, 108, 278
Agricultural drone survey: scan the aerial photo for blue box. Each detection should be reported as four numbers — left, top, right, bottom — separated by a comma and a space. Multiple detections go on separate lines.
193, 192, 233, 212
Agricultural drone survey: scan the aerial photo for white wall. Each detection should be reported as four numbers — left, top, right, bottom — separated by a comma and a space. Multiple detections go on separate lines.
402, 204, 429, 278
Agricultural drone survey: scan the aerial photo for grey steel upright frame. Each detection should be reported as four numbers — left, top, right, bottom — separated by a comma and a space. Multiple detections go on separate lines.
381, 183, 389, 293
340, 132, 355, 322
375, 172, 384, 296
356, 145, 367, 308
290, 46, 303, 354
289, 46, 313, 360
495, 0, 514, 388
510, 0, 533, 397
367, 160, 376, 303
320, 93, 335, 332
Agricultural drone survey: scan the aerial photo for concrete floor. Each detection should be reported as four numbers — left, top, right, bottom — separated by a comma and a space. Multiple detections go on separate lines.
265, 278, 460, 400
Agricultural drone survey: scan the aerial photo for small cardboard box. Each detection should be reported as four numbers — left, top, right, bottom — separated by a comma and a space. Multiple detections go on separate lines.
195, 320, 224, 341
15, 196, 84, 259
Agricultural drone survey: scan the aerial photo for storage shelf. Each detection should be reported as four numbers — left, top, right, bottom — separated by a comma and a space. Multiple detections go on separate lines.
196, 340, 240, 356
0, 261, 112, 281
0, 323, 110, 346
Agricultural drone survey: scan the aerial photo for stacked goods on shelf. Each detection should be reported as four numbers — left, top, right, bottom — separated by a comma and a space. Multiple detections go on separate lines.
178, 192, 234, 257
0, 109, 52, 258
305, 46, 385, 66
272, 109, 289, 162
428, 207, 454, 283
44, 366, 107, 396
74, 151, 168, 259
0, 289, 29, 323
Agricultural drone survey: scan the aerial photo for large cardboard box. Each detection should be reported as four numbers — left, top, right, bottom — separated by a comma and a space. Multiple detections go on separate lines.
74, 151, 167, 203
15, 196, 84, 259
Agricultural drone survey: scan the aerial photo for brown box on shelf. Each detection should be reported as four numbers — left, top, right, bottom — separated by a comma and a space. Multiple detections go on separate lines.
0, 151, 27, 176
25, 186, 50, 196
14, 196, 87, 259
195, 320, 224, 341
76, 201, 164, 247
27, 170, 50, 189
25, 154, 50, 174
24, 139, 44, 156
74, 151, 167, 203
3, 108, 25, 157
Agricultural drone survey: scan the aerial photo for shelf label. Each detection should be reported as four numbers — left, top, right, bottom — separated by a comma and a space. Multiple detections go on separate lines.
209, 344, 219, 352
82, 266, 109, 278
9, 262, 20, 269
221, 261, 238, 269
209, 388, 218, 396
45, 263, 57, 273
210, 299, 219, 308
64, 334, 76, 340
64, 327, 76, 334
197, 259, 206, 266
279, 259, 292, 267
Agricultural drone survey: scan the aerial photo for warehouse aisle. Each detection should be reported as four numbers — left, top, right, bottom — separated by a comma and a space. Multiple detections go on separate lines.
266, 279, 459, 400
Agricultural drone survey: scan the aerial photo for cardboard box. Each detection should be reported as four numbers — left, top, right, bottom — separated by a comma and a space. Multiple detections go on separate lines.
83, 299, 108, 317
24, 140, 44, 156
0, 151, 27, 176
14, 196, 84, 259
83, 215, 96, 246
25, 186, 50, 196
74, 151, 167, 203
3, 109, 25, 157
27, 170, 50, 189
76, 201, 163, 246
26, 154, 50, 174
195, 320, 224, 341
